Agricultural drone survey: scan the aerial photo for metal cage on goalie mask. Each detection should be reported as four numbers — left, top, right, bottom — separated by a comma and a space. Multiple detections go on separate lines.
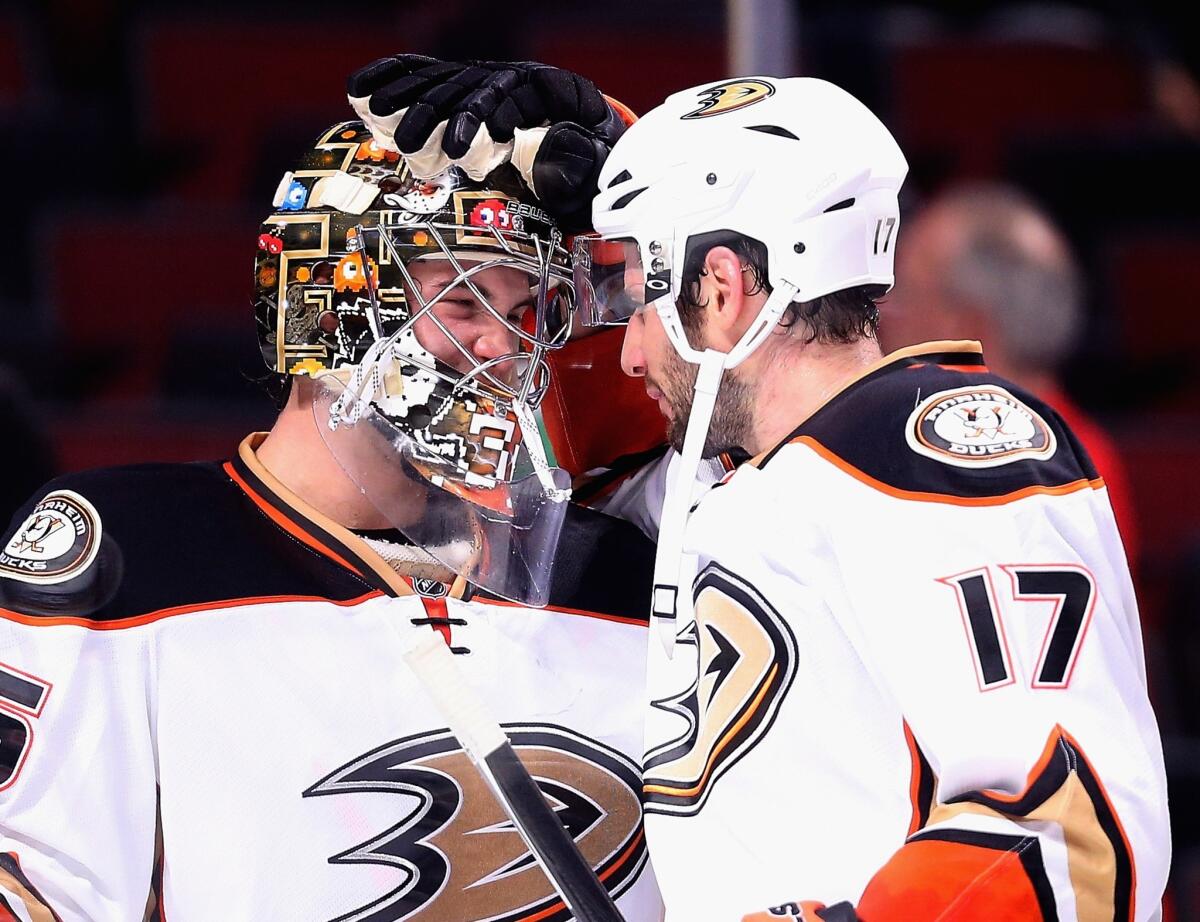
253, 121, 574, 407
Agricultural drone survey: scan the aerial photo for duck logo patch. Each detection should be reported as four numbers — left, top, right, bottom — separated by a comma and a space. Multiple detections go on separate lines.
1, 491, 102, 584
681, 79, 776, 119
305, 724, 647, 921
906, 386, 1056, 468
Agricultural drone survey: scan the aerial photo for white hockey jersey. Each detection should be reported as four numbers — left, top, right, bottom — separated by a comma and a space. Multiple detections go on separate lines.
0, 435, 664, 922
642, 343, 1169, 921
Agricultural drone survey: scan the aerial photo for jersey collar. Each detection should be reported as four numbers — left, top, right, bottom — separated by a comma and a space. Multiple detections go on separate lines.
226, 433, 470, 600
749, 340, 985, 468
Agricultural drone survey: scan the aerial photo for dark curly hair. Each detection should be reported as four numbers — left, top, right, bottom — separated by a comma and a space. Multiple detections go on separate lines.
676, 230, 883, 344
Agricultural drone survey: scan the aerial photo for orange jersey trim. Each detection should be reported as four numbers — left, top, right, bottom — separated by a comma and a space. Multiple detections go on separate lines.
0, 590, 384, 631
793, 436, 1106, 507
748, 340, 985, 470
223, 461, 365, 576
972, 726, 1139, 918
905, 723, 923, 836
907, 362, 992, 374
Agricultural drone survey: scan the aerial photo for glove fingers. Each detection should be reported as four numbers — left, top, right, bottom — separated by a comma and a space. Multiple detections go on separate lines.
346, 56, 621, 230
489, 85, 549, 141
442, 68, 526, 156
447, 65, 497, 92
444, 111, 483, 159
529, 68, 608, 127
370, 73, 435, 116
395, 83, 474, 152
395, 103, 445, 153
346, 54, 435, 98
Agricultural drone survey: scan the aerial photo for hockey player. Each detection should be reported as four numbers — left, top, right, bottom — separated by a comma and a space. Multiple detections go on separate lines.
573, 77, 1171, 920
0, 117, 666, 920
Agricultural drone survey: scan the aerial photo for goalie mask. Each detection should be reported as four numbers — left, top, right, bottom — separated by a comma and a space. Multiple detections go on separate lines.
253, 120, 575, 605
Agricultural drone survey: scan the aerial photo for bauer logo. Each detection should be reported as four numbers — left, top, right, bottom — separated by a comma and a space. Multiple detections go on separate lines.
1, 490, 102, 584
906, 386, 1056, 468
681, 79, 775, 119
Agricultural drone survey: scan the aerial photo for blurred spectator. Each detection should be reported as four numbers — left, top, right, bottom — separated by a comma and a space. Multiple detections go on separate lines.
881, 182, 1141, 570
0, 366, 57, 527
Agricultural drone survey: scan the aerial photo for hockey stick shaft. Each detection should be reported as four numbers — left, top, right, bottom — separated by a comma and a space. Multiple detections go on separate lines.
402, 628, 626, 922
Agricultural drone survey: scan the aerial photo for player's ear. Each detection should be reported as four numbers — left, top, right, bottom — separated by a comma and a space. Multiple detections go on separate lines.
702, 246, 754, 348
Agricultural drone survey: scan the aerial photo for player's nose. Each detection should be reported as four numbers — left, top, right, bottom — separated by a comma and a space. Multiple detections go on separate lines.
469, 311, 515, 363
621, 313, 646, 378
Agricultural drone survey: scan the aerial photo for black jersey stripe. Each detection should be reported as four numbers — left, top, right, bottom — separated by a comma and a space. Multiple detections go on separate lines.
758, 344, 988, 469
226, 456, 387, 593
755, 351, 1098, 500
904, 721, 937, 836
2, 461, 377, 623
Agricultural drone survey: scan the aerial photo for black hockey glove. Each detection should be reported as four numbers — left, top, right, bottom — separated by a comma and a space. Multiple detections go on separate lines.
346, 55, 630, 232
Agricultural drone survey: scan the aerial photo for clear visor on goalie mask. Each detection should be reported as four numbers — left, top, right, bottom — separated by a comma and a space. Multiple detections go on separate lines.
313, 375, 570, 607
572, 235, 672, 326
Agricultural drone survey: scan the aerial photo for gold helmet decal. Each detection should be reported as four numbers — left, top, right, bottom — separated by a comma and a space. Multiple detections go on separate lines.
681, 79, 776, 120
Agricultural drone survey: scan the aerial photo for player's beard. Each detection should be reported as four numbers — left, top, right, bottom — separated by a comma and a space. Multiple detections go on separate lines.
655, 345, 754, 459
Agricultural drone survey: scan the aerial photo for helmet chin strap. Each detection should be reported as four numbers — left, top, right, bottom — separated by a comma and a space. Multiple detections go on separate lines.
650, 279, 798, 656
651, 348, 723, 653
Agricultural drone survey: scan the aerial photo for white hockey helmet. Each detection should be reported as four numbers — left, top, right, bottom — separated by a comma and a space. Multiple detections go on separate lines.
575, 76, 908, 366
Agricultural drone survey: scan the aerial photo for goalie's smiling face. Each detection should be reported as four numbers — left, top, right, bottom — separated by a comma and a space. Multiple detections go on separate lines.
405, 258, 536, 385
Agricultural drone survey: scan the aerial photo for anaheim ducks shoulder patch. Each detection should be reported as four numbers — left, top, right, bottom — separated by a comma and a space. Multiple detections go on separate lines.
906, 386, 1056, 468
1, 490, 102, 584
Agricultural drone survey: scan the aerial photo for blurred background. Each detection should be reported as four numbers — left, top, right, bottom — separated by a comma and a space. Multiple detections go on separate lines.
1, 0, 1197, 913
